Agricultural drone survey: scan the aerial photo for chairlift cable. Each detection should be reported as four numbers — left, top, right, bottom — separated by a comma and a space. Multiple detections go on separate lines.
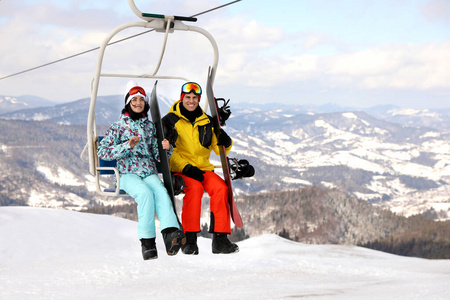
0, 0, 241, 81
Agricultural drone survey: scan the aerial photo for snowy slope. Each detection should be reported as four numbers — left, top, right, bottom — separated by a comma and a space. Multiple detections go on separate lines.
1, 207, 449, 300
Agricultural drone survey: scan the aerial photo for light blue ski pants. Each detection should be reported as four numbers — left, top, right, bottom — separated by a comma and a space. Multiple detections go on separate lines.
120, 173, 180, 239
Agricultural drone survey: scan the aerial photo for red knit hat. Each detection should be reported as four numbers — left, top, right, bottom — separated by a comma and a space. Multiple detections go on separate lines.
180, 92, 201, 102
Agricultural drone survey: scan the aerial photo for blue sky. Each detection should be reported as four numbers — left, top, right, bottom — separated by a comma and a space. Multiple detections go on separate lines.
1, 0, 449, 109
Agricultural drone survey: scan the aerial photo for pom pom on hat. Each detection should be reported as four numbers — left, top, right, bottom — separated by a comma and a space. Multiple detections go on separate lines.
126, 80, 139, 92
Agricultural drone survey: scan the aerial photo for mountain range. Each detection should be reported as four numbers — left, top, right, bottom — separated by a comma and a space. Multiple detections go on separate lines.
1, 94, 449, 225
2, 94, 450, 130
0, 95, 55, 113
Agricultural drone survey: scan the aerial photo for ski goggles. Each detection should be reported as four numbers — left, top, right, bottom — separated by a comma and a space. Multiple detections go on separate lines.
126, 86, 148, 104
181, 82, 202, 95
129, 86, 147, 97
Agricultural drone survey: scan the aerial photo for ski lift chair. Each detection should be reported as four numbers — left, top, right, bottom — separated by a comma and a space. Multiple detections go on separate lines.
83, 0, 219, 196
94, 136, 129, 195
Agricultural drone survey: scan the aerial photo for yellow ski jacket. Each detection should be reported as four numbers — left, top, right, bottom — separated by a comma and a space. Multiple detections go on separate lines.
162, 101, 232, 173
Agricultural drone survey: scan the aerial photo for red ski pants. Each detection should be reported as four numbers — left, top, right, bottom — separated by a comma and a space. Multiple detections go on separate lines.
177, 171, 231, 233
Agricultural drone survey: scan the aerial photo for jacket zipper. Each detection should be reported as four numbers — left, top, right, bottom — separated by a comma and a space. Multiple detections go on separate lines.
201, 126, 207, 146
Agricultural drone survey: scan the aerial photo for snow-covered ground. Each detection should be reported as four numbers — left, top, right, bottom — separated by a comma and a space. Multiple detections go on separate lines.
1, 207, 449, 300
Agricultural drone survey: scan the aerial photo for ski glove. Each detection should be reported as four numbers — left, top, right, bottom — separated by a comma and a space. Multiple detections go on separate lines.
163, 124, 178, 145
217, 129, 232, 148
216, 98, 231, 126
182, 164, 205, 182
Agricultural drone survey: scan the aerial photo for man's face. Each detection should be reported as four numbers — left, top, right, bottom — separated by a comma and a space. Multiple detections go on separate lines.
130, 96, 145, 113
182, 92, 199, 112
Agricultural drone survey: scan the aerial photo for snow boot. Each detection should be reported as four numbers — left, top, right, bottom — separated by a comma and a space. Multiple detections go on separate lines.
212, 233, 239, 254
162, 227, 186, 256
181, 232, 199, 255
140, 238, 158, 260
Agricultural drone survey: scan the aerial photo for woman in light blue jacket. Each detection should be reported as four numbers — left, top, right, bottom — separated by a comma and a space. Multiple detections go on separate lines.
97, 82, 185, 260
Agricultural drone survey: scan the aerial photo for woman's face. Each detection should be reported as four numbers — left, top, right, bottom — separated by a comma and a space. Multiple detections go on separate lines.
182, 92, 199, 112
130, 96, 145, 113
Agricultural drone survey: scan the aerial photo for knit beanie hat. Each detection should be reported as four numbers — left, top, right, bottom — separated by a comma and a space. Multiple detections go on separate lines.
124, 80, 148, 105
122, 80, 149, 120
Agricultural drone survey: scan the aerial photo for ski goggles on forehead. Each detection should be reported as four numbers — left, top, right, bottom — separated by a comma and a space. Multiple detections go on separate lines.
181, 82, 202, 95
126, 86, 148, 104
129, 86, 146, 96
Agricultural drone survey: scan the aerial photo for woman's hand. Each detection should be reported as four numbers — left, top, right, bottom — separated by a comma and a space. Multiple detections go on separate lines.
162, 139, 170, 150
129, 136, 140, 149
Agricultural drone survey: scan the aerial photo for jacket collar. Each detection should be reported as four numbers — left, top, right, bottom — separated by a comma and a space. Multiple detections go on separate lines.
170, 101, 209, 124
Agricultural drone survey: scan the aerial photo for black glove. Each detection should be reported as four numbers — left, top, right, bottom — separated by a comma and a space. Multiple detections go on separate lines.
217, 129, 232, 148
162, 115, 179, 145
216, 98, 231, 126
163, 124, 178, 145
182, 164, 205, 181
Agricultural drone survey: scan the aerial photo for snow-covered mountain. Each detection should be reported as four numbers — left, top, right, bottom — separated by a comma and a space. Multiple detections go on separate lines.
0, 94, 173, 126
367, 105, 450, 131
1, 206, 449, 300
0, 95, 449, 221
0, 95, 123, 125
2, 94, 449, 130
0, 95, 55, 114
227, 108, 450, 220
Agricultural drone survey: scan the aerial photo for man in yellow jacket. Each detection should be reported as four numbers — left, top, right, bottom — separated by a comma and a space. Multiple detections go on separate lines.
162, 82, 239, 255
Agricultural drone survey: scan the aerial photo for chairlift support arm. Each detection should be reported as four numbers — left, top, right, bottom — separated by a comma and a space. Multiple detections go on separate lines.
86, 0, 219, 187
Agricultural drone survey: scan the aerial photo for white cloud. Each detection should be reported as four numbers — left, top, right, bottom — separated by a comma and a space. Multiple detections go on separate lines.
421, 0, 450, 21
0, 1, 449, 108
325, 41, 450, 90
302, 33, 332, 49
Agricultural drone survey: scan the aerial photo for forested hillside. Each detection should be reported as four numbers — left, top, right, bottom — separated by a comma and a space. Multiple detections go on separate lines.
235, 186, 450, 259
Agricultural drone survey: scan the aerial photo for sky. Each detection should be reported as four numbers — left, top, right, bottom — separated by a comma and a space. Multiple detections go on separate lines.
0, 0, 450, 109
2, 206, 450, 299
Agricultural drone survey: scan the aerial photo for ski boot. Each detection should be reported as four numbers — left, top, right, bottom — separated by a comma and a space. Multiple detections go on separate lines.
212, 233, 239, 254
162, 228, 186, 256
140, 238, 158, 260
181, 232, 199, 255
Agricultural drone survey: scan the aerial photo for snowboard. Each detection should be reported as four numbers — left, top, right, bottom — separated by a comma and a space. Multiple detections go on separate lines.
206, 67, 243, 228
149, 81, 181, 225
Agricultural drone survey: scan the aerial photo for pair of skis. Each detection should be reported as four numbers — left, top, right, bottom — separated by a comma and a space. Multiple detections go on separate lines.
149, 71, 243, 228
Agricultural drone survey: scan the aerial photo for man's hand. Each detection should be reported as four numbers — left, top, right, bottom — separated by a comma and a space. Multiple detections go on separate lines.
162, 139, 170, 150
